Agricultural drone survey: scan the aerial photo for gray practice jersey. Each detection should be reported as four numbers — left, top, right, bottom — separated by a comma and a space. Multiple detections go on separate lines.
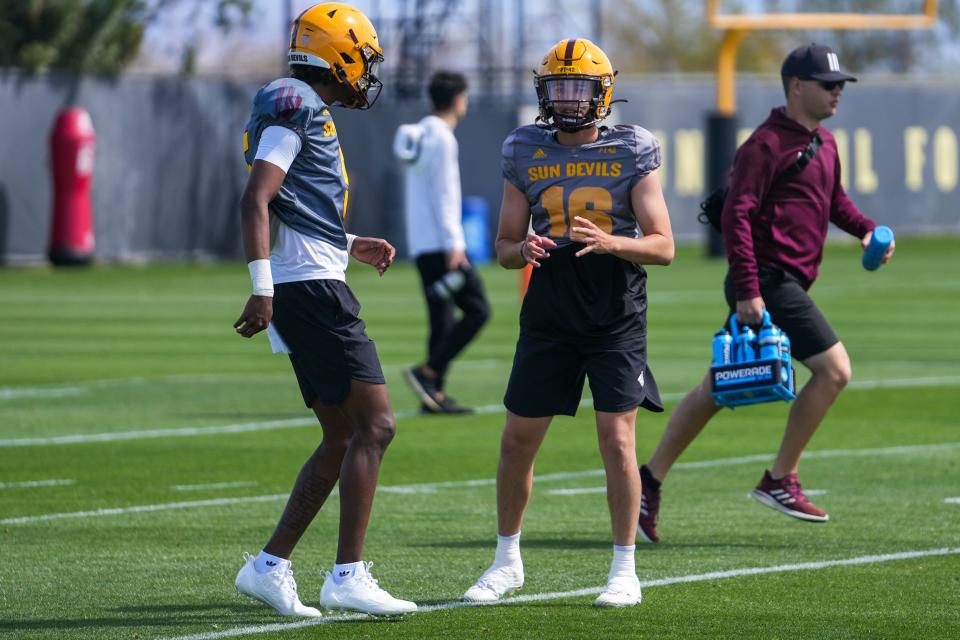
243, 78, 349, 250
503, 124, 662, 344
502, 124, 661, 248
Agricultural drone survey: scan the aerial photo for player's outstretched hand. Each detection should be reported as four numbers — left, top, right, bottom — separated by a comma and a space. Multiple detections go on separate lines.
860, 229, 896, 265
521, 232, 557, 268
571, 216, 617, 257
234, 295, 273, 338
351, 237, 396, 276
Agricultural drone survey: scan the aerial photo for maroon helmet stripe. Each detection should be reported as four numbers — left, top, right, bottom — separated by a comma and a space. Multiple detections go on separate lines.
563, 39, 577, 65
289, 9, 308, 50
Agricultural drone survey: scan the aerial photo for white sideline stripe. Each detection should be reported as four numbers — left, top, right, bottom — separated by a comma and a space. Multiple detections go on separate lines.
0, 360, 507, 402
0, 494, 288, 525
158, 546, 960, 640
0, 418, 317, 448
0, 479, 75, 489
548, 486, 607, 496
170, 482, 258, 492
805, 489, 828, 496
945, 497, 960, 505
4, 374, 960, 448
847, 375, 960, 391
0, 387, 87, 400
4, 440, 957, 526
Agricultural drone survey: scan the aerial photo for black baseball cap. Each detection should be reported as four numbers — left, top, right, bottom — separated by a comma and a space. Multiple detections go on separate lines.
781, 44, 857, 82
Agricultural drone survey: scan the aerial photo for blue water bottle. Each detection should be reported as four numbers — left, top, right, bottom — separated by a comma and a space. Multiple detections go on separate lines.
736, 326, 757, 363
712, 329, 733, 366
760, 328, 782, 360
779, 333, 792, 384
758, 316, 780, 361
862, 225, 894, 271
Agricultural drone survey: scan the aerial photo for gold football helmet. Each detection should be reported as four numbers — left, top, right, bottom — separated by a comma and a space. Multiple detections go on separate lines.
288, 2, 384, 109
534, 38, 616, 131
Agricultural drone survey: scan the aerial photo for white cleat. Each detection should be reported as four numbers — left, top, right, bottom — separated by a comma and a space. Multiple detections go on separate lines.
594, 574, 642, 608
319, 562, 417, 617
235, 552, 321, 617
463, 562, 524, 603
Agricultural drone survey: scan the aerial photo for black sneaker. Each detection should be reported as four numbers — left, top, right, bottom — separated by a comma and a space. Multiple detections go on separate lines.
403, 367, 442, 412
420, 396, 474, 415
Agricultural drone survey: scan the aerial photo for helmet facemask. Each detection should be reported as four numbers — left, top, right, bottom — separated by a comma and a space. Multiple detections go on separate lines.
333, 43, 384, 110
535, 74, 611, 131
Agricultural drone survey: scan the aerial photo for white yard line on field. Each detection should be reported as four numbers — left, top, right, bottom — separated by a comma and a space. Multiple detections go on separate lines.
0, 494, 290, 525
4, 373, 960, 448
548, 486, 607, 496
157, 546, 960, 640
0, 418, 317, 448
0, 361, 506, 402
0, 387, 87, 400
170, 482, 259, 492
3, 441, 957, 526
0, 479, 75, 489
945, 497, 960, 505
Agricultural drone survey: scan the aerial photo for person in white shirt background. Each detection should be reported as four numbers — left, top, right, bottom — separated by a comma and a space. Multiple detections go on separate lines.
398, 71, 491, 415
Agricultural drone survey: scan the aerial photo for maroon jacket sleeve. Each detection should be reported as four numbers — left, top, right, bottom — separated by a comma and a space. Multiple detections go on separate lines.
829, 158, 876, 238
721, 136, 779, 302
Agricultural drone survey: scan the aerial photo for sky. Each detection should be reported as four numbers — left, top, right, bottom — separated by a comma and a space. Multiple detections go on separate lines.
130, 0, 958, 77
131, 0, 602, 76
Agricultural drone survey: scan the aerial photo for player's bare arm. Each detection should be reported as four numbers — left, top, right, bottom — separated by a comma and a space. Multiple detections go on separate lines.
234, 159, 285, 338
495, 179, 557, 269
571, 169, 673, 265
349, 237, 396, 276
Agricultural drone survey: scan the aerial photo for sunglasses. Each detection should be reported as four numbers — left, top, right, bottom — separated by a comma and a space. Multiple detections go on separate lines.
818, 80, 846, 91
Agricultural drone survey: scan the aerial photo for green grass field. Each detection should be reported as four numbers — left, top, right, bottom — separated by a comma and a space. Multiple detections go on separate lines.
1, 238, 958, 639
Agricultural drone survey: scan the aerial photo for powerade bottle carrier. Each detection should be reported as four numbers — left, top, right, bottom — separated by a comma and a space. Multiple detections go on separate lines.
710, 310, 796, 409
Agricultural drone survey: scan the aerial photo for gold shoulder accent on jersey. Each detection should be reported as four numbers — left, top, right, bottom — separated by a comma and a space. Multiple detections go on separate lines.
323, 120, 337, 137
533, 147, 547, 160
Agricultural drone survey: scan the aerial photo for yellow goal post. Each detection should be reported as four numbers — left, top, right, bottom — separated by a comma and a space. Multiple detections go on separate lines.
707, 0, 940, 114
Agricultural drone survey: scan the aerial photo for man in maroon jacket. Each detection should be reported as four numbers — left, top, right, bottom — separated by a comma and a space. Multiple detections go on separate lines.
637, 44, 895, 542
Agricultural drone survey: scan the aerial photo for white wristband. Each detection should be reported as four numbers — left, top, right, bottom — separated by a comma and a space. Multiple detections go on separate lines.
248, 259, 273, 297
346, 233, 357, 254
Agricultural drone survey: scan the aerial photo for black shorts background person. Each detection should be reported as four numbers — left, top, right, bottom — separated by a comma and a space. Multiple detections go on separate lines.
398, 71, 491, 414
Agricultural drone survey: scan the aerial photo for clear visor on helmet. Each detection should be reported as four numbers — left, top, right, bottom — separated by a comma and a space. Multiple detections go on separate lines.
542, 77, 600, 104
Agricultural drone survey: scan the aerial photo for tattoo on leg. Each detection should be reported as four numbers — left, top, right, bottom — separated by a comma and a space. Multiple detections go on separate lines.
266, 444, 344, 556
278, 471, 337, 534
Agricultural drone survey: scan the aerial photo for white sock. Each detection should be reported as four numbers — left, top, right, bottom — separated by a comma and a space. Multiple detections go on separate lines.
332, 561, 365, 584
494, 531, 521, 567
254, 550, 288, 574
610, 544, 636, 579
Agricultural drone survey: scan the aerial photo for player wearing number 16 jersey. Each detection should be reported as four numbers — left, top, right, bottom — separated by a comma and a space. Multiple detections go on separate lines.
463, 38, 674, 608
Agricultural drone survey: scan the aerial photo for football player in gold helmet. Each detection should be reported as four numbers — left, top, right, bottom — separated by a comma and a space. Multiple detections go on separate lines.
233, 2, 417, 619
534, 38, 616, 131
287, 2, 385, 109
463, 39, 674, 609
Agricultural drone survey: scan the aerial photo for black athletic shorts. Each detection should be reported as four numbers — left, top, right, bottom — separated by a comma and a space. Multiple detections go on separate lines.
271, 279, 385, 407
503, 333, 664, 418
724, 266, 838, 362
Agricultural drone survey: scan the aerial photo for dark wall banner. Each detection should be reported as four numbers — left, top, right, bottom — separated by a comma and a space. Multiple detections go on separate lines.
0, 72, 957, 263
